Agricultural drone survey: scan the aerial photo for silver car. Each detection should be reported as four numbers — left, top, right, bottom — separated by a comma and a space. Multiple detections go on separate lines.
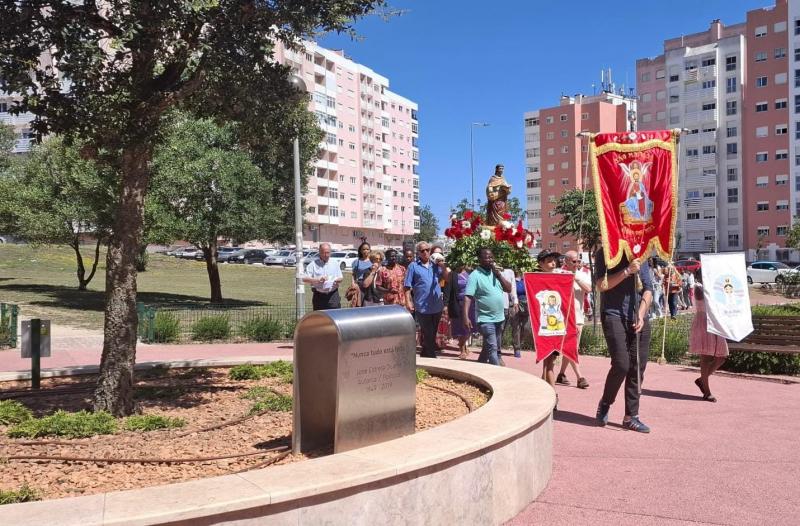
264, 250, 293, 266
284, 250, 317, 267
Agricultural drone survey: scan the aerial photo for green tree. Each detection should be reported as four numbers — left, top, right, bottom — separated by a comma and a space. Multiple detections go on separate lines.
149, 113, 311, 302
552, 189, 601, 255
0, 123, 15, 171
786, 219, 800, 249
3, 137, 114, 290
414, 204, 438, 242
0, 0, 386, 416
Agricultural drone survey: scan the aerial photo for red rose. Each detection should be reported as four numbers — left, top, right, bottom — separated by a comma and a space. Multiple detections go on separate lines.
464, 210, 474, 220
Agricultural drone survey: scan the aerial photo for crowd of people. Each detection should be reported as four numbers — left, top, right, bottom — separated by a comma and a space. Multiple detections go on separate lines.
301, 241, 728, 433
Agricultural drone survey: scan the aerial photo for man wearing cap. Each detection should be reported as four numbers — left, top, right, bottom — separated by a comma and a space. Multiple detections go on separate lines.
537, 250, 562, 388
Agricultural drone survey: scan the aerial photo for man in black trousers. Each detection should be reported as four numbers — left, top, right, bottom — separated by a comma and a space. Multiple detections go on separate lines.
594, 249, 653, 433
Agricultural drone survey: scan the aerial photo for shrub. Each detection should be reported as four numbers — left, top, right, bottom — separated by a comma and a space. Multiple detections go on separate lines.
0, 485, 40, 505
243, 387, 292, 414
240, 316, 284, 342
416, 368, 430, 384
283, 318, 297, 339
7, 410, 117, 439
124, 414, 186, 432
722, 351, 800, 376
751, 303, 800, 316
153, 311, 181, 343
229, 361, 293, 383
0, 400, 33, 425
191, 315, 230, 341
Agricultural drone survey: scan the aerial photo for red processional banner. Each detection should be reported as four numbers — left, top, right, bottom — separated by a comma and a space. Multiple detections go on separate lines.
523, 272, 578, 364
590, 130, 678, 267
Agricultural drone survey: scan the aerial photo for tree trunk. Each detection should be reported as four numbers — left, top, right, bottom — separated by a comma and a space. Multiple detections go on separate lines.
72, 239, 87, 291
204, 244, 223, 303
94, 144, 151, 417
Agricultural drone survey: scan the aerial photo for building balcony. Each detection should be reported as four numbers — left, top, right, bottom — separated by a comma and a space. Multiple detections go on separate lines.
13, 138, 32, 153
682, 131, 716, 145
684, 109, 718, 125
682, 239, 714, 252
0, 112, 32, 126
682, 88, 716, 103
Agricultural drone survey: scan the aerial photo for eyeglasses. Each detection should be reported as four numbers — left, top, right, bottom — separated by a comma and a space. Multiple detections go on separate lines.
419, 248, 430, 253
568, 259, 580, 263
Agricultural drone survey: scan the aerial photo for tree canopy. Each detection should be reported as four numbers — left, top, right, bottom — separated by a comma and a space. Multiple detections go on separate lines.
0, 0, 387, 416
552, 189, 601, 255
414, 204, 438, 242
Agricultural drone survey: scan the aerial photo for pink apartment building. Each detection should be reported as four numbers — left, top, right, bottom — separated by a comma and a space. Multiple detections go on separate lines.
524, 92, 635, 253
637, 0, 800, 262
275, 42, 420, 250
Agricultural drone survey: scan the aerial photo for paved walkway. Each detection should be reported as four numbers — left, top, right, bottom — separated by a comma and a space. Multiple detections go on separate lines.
1, 339, 798, 525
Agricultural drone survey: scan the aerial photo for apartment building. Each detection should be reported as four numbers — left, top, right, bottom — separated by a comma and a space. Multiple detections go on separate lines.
275, 42, 420, 249
637, 0, 799, 262
523, 92, 635, 252
0, 98, 35, 153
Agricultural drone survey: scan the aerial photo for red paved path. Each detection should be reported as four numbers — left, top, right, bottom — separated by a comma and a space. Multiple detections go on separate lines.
1, 341, 798, 525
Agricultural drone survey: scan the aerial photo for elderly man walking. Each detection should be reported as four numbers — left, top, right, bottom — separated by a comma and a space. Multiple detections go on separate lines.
404, 241, 450, 358
302, 243, 343, 310
463, 247, 512, 366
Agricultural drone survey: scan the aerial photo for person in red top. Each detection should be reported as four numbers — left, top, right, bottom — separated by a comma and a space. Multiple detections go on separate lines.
376, 249, 406, 307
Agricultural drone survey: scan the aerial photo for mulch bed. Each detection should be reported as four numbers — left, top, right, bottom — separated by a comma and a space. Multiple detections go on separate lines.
0, 367, 488, 500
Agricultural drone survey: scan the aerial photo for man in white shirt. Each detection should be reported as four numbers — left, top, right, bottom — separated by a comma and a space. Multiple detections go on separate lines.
302, 243, 343, 310
556, 250, 592, 389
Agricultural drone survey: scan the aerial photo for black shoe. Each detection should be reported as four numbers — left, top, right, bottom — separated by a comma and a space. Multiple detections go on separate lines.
622, 416, 650, 433
596, 402, 610, 426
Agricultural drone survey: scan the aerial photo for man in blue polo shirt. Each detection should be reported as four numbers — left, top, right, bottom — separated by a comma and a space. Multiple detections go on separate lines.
463, 247, 512, 366
404, 241, 450, 358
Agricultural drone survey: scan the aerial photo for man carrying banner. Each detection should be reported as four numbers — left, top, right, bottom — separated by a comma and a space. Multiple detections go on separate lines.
589, 130, 679, 434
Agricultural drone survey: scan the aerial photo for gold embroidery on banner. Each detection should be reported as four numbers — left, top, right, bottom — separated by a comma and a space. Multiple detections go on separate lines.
589, 132, 679, 268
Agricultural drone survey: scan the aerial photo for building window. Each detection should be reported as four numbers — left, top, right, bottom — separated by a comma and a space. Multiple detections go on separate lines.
726, 126, 737, 138
701, 57, 716, 67
581, 112, 589, 120
726, 101, 738, 115
756, 152, 768, 162
776, 47, 787, 59
796, 69, 800, 88
776, 125, 788, 135
756, 126, 768, 138
776, 150, 788, 160
795, 95, 800, 113
702, 102, 716, 111
545, 116, 554, 124
702, 145, 716, 154
756, 76, 768, 87
727, 188, 738, 203
560, 130, 568, 138
524, 117, 538, 127
776, 72, 788, 85
756, 176, 769, 188
777, 175, 789, 186
796, 19, 800, 35
755, 25, 767, 37
686, 148, 699, 157
702, 79, 716, 89
756, 102, 768, 112
796, 122, 800, 140
559, 114, 567, 122
777, 202, 789, 211
687, 212, 700, 220
669, 73, 680, 82
776, 98, 788, 109
728, 233, 739, 247
755, 51, 768, 62
656, 69, 665, 79
641, 72, 651, 82
725, 56, 737, 71
561, 178, 568, 186
777, 226, 788, 236
757, 227, 769, 237
726, 77, 737, 93
757, 202, 769, 212
726, 143, 738, 155
727, 168, 738, 182
560, 145, 569, 153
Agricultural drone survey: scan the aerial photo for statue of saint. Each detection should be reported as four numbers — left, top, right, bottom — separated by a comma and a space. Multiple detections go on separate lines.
485, 164, 512, 226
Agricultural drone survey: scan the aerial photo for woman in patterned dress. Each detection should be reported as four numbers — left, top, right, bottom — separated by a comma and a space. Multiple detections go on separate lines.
688, 271, 728, 403
376, 249, 406, 307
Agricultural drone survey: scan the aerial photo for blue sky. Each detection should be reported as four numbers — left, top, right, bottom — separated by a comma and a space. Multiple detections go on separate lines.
320, 0, 770, 232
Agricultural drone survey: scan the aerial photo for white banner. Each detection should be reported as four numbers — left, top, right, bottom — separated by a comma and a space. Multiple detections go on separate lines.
700, 253, 753, 342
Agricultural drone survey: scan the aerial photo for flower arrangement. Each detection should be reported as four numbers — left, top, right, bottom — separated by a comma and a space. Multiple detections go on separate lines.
444, 210, 538, 272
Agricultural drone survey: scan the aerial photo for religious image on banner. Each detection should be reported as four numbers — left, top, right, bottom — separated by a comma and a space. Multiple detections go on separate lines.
523, 272, 578, 364
590, 130, 678, 267
700, 253, 753, 342
535, 290, 566, 336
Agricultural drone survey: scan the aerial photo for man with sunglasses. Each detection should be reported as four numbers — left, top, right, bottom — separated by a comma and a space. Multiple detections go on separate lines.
404, 241, 450, 358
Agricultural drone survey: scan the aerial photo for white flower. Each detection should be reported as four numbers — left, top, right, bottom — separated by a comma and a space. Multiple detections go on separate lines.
516, 240, 523, 248
450, 214, 457, 221
510, 227, 517, 236
524, 234, 532, 244
461, 220, 471, 229
479, 229, 492, 240
501, 220, 513, 229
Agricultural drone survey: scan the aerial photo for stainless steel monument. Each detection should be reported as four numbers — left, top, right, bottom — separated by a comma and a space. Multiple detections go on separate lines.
292, 305, 417, 454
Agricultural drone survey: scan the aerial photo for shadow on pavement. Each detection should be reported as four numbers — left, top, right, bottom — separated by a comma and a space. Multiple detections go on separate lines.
642, 388, 702, 401
553, 409, 598, 427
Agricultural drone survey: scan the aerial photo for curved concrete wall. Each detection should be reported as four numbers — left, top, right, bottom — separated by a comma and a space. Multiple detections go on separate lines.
1, 358, 555, 526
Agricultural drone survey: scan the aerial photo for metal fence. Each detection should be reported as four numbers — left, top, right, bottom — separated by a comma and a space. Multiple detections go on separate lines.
137, 302, 302, 344
0, 302, 19, 348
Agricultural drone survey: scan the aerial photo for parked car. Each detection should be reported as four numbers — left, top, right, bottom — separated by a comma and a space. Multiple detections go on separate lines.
329, 250, 359, 271
746, 260, 793, 284
216, 247, 241, 263
674, 259, 701, 273
176, 247, 199, 259
284, 250, 317, 267
264, 250, 293, 266
228, 249, 267, 264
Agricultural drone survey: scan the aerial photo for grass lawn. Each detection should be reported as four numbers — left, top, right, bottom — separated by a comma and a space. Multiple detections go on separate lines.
0, 244, 352, 330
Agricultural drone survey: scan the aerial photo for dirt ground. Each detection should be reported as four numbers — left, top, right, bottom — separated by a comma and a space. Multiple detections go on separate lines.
0, 368, 489, 500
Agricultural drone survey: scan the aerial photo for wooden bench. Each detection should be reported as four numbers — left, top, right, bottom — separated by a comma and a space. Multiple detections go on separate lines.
727, 315, 800, 354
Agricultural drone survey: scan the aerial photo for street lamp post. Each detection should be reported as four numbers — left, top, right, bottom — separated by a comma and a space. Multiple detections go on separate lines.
289, 75, 308, 320
470, 122, 490, 210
